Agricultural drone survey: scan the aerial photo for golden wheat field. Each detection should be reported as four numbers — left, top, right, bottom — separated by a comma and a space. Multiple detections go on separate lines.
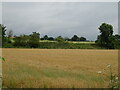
2, 48, 118, 88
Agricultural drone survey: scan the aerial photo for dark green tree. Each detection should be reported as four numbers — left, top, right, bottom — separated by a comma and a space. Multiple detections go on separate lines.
14, 32, 40, 48
43, 35, 48, 40
80, 37, 86, 41
14, 35, 30, 47
0, 24, 7, 47
0, 24, 6, 38
96, 23, 115, 49
48, 37, 54, 41
29, 32, 40, 48
114, 34, 120, 41
29, 32, 40, 40
71, 35, 79, 41
114, 34, 120, 48
56, 36, 65, 42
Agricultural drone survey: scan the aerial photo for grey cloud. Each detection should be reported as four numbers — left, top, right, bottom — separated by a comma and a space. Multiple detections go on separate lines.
2, 2, 118, 40
0, 3, 2, 24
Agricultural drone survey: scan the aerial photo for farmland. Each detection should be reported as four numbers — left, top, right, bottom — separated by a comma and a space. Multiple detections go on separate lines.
2, 48, 118, 88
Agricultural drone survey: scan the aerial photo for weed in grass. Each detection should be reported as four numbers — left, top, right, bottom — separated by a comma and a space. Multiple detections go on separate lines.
98, 64, 119, 88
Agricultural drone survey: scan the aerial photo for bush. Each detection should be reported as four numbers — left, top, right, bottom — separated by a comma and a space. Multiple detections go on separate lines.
13, 32, 40, 48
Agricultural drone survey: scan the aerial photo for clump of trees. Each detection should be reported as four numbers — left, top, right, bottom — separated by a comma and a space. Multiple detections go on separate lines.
14, 32, 40, 48
55, 36, 65, 42
0, 24, 41, 48
41, 35, 48, 40
71, 35, 80, 41
41, 35, 55, 41
71, 35, 86, 41
0, 23, 119, 49
96, 23, 120, 49
41, 35, 87, 42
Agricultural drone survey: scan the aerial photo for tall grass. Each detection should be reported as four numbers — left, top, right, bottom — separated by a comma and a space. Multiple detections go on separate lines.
2, 49, 118, 88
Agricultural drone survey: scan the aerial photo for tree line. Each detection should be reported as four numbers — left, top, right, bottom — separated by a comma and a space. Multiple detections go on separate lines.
0, 24, 87, 48
0, 23, 120, 49
41, 35, 86, 41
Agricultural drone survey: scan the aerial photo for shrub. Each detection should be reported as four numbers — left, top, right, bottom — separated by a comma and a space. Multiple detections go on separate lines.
98, 64, 119, 88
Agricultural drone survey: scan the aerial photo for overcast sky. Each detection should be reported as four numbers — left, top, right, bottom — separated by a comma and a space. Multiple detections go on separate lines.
2, 2, 118, 41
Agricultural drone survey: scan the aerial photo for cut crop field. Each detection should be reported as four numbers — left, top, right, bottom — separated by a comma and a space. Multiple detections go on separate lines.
2, 48, 118, 88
